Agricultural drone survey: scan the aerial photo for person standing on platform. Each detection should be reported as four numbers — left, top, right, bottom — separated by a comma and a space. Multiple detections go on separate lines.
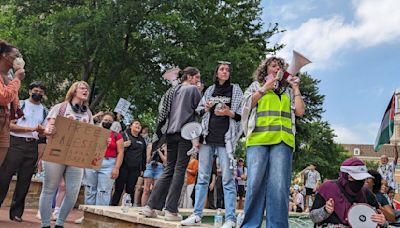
142, 67, 201, 221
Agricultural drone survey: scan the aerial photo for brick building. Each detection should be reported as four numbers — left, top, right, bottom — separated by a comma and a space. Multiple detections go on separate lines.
342, 144, 400, 189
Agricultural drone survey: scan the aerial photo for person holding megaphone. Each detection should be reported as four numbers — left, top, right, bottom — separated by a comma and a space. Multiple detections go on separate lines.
240, 55, 306, 228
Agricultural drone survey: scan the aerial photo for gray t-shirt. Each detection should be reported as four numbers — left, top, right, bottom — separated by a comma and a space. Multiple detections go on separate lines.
237, 166, 247, 186
305, 170, 321, 189
167, 84, 201, 134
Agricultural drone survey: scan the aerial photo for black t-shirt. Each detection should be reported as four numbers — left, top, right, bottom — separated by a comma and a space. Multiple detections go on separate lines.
122, 131, 147, 171
206, 86, 233, 146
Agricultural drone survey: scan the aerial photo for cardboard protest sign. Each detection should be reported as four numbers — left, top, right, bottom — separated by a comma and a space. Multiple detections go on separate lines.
114, 98, 131, 116
42, 116, 109, 170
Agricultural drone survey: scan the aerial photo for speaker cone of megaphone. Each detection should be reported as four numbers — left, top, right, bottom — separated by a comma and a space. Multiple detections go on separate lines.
287, 50, 312, 75
181, 122, 202, 140
163, 68, 181, 86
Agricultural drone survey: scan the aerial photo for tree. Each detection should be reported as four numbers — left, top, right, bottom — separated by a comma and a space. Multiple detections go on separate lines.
0, 0, 281, 117
292, 73, 350, 180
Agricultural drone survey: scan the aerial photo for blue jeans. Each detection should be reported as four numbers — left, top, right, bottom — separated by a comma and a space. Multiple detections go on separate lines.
39, 161, 83, 227
193, 144, 237, 222
242, 143, 293, 228
84, 158, 116, 206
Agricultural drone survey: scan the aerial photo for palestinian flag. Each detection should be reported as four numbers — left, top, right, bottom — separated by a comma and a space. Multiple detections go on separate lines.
374, 94, 396, 152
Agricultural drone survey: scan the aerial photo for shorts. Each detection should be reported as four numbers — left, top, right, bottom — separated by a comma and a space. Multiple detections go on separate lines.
143, 163, 164, 180
237, 185, 246, 197
296, 206, 303, 213
306, 187, 315, 196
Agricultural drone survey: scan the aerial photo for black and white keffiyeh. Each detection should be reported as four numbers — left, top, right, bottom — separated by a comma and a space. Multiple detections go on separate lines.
196, 83, 244, 168
152, 80, 181, 148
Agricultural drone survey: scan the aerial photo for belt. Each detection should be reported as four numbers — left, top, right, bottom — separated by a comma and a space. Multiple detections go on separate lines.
11, 135, 37, 143
104, 157, 117, 160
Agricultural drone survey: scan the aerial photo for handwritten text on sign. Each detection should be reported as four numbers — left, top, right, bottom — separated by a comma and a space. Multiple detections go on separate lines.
43, 116, 109, 170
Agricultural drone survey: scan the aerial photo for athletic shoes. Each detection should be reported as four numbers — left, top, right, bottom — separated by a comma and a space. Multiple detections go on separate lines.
181, 214, 201, 226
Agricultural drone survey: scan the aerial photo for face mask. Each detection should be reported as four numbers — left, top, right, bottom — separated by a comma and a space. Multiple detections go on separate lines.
31, 93, 43, 102
102, 122, 112, 129
348, 180, 364, 193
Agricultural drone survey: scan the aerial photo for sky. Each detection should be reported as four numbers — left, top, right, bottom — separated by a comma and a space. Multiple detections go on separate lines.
261, 0, 400, 145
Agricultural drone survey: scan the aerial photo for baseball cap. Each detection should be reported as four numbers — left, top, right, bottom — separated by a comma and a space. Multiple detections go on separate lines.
340, 157, 373, 180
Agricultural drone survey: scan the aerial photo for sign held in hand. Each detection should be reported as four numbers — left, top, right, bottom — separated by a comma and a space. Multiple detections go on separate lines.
114, 98, 131, 117
42, 116, 109, 170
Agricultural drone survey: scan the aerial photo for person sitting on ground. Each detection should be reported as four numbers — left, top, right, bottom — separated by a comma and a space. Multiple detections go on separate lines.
310, 157, 387, 227
289, 185, 304, 213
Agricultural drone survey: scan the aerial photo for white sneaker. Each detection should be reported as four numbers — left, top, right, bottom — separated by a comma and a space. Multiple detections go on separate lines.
221, 220, 236, 228
140, 205, 157, 218
164, 210, 182, 221
35, 211, 41, 220
74, 216, 84, 224
181, 214, 201, 226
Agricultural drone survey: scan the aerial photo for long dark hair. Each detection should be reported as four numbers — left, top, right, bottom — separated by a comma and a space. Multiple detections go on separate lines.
368, 169, 382, 194
0, 40, 16, 55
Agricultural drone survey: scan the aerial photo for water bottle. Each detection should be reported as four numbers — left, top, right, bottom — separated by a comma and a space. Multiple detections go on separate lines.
121, 193, 131, 213
214, 208, 223, 228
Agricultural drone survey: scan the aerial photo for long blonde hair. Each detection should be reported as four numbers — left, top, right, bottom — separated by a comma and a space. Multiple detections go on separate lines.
64, 81, 90, 105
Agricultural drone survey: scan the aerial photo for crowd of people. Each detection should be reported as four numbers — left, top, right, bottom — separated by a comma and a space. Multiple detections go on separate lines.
0, 39, 304, 228
4, 38, 397, 228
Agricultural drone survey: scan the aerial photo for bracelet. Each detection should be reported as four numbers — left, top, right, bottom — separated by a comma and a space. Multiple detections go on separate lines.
294, 93, 302, 97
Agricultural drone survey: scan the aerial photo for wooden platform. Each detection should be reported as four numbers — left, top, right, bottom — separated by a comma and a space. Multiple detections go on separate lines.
80, 205, 217, 228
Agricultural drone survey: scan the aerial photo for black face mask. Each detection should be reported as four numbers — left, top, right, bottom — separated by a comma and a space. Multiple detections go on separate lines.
102, 122, 112, 129
348, 180, 364, 193
31, 93, 43, 102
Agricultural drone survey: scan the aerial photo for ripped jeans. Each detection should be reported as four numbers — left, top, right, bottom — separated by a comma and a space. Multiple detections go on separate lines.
84, 157, 116, 205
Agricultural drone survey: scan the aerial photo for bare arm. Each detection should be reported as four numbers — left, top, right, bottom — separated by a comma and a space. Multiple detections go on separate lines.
292, 86, 305, 117
146, 144, 152, 163
380, 205, 395, 222
43, 118, 56, 135
10, 121, 36, 132
250, 77, 278, 109
111, 139, 124, 179
158, 148, 167, 163
114, 139, 124, 170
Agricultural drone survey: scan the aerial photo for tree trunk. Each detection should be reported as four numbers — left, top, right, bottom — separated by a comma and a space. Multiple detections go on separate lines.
89, 89, 106, 110
82, 61, 94, 82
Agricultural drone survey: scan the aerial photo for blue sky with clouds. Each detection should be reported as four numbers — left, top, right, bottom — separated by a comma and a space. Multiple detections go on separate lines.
261, 0, 400, 145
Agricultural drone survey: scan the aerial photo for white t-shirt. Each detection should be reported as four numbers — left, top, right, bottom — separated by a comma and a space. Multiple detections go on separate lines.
378, 161, 396, 189
11, 99, 47, 139
294, 192, 304, 210
305, 170, 321, 189
47, 102, 93, 124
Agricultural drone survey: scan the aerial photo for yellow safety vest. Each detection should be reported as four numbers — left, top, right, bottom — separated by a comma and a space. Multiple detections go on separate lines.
246, 90, 295, 148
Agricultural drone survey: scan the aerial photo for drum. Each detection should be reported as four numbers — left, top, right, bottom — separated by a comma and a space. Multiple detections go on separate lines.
347, 203, 377, 228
